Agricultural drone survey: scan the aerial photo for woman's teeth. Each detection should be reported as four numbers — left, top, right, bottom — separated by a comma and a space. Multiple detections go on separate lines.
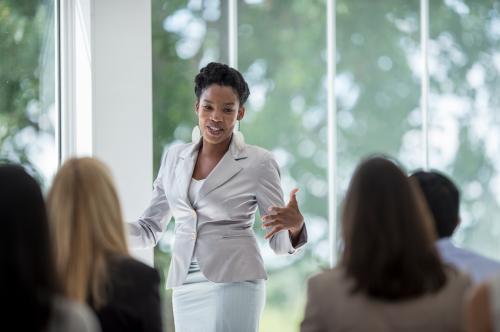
207, 125, 223, 135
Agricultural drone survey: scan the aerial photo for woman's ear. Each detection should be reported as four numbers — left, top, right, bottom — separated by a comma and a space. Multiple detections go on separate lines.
195, 101, 199, 114
237, 106, 245, 121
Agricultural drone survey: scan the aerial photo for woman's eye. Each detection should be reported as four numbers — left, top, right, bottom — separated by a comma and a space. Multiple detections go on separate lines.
203, 106, 212, 111
224, 108, 233, 113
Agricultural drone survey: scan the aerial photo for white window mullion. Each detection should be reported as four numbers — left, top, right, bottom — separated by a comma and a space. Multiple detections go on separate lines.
421, 0, 430, 169
228, 0, 238, 68
327, 0, 337, 268
59, 0, 77, 162
55, 0, 62, 166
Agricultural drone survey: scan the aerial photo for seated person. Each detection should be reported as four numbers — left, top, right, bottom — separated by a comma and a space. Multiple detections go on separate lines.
301, 156, 470, 332
411, 170, 500, 283
0, 164, 99, 332
47, 157, 162, 332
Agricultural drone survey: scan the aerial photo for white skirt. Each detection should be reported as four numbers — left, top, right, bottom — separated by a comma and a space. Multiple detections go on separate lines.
172, 261, 266, 332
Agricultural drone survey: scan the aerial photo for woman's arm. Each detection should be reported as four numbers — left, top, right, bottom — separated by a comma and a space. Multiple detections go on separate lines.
256, 152, 307, 255
127, 150, 173, 248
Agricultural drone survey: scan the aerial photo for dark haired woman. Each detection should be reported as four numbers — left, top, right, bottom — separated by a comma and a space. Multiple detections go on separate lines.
301, 157, 470, 332
129, 62, 307, 331
0, 165, 100, 332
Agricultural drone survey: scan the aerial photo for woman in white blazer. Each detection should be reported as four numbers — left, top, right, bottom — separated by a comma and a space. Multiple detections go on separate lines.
128, 62, 307, 332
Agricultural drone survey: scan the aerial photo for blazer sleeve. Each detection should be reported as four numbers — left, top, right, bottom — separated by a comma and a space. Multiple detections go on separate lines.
300, 276, 327, 332
256, 152, 308, 255
127, 149, 173, 248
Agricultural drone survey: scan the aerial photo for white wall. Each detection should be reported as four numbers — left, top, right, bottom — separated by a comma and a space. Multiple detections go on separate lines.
61, 0, 154, 264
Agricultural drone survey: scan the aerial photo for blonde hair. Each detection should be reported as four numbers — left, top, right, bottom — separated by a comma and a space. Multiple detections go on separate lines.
47, 157, 128, 308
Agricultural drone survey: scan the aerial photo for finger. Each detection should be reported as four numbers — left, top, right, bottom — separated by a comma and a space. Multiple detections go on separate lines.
264, 226, 284, 239
262, 220, 281, 228
287, 188, 299, 208
261, 214, 280, 222
268, 206, 285, 214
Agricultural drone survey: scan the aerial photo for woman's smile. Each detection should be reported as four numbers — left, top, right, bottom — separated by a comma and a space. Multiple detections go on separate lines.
206, 124, 224, 137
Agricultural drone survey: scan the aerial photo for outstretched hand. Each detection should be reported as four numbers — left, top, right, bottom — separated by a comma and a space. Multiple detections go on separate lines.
261, 188, 304, 240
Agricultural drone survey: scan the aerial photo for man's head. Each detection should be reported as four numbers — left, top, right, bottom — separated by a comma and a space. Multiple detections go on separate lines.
410, 170, 460, 239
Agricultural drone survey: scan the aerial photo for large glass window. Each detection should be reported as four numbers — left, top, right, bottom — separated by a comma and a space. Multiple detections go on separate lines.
0, 0, 57, 187
238, 1, 327, 330
151, 0, 227, 329
429, 0, 500, 258
152, 0, 500, 331
152, 0, 326, 330
336, 0, 421, 196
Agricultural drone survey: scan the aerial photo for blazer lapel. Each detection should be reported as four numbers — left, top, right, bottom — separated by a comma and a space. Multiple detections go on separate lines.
195, 137, 248, 204
174, 141, 201, 202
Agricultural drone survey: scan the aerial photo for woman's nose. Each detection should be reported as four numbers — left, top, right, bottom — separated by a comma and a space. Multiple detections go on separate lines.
210, 110, 223, 122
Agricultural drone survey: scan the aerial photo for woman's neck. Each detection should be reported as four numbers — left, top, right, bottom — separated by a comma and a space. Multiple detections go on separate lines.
199, 135, 232, 159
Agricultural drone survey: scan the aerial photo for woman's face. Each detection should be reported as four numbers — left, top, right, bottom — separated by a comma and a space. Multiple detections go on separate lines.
196, 84, 245, 146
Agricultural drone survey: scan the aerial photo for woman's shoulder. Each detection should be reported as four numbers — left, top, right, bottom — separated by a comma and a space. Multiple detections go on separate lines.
109, 255, 160, 284
308, 267, 349, 291
305, 267, 353, 309
48, 296, 100, 332
103, 256, 160, 306
164, 142, 193, 159
243, 144, 280, 170
244, 144, 273, 159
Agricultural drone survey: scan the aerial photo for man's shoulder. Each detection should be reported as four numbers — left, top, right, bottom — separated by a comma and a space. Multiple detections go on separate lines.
439, 239, 500, 265
438, 239, 500, 282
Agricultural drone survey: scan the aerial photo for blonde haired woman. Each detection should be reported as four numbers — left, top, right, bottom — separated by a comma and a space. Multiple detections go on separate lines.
47, 157, 162, 332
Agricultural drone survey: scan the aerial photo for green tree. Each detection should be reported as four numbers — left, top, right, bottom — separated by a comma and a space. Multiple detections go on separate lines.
0, 0, 55, 185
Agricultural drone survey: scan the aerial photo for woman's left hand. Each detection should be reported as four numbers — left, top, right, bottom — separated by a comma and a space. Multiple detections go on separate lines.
261, 188, 304, 239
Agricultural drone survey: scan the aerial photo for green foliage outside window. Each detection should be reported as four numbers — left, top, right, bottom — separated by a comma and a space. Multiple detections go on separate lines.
0, 0, 56, 187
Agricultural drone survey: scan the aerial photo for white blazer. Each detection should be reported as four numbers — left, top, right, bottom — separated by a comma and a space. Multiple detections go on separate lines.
128, 138, 307, 288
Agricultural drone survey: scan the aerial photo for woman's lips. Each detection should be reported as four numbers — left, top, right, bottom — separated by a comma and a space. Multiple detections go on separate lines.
207, 125, 224, 137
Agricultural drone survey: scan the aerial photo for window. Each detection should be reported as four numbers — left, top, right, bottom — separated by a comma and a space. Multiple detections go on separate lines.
337, 0, 421, 194
152, 0, 325, 329
429, 0, 500, 258
0, 0, 58, 187
152, 0, 500, 331
152, 0, 228, 329
238, 1, 327, 329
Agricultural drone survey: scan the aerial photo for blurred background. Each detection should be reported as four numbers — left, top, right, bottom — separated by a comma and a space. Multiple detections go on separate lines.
2, 0, 500, 331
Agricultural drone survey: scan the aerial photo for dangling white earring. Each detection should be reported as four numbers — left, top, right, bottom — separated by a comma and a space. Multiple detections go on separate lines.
233, 122, 245, 150
192, 125, 202, 143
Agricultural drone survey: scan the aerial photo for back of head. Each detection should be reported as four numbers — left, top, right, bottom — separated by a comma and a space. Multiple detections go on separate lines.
410, 170, 460, 238
341, 156, 446, 301
47, 157, 128, 308
0, 164, 58, 330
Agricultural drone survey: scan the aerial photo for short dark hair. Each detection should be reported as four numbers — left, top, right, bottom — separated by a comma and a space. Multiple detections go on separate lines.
410, 170, 460, 238
0, 164, 59, 330
194, 62, 250, 105
341, 156, 446, 301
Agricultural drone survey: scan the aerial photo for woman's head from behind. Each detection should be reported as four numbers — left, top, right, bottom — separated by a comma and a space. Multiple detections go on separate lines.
341, 156, 446, 300
0, 164, 57, 329
48, 157, 128, 307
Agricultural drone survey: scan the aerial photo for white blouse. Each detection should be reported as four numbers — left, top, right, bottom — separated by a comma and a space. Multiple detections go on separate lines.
188, 178, 205, 206
188, 178, 205, 264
